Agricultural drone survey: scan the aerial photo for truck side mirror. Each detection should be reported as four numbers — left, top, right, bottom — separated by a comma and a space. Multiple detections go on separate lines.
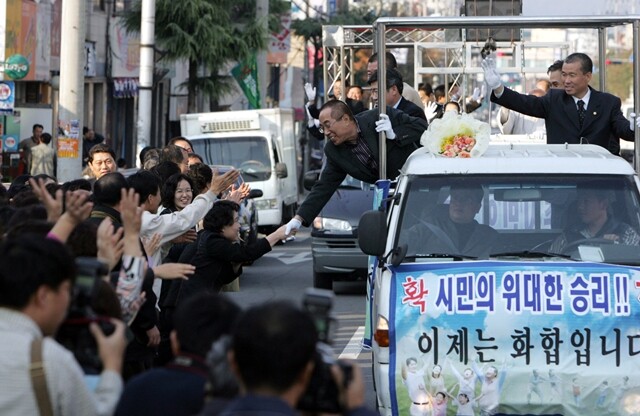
358, 210, 387, 256
275, 162, 288, 178
248, 189, 263, 199
303, 170, 321, 191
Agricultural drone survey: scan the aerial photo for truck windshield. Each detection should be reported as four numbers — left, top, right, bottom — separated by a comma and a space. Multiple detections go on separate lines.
191, 136, 271, 182
396, 174, 640, 264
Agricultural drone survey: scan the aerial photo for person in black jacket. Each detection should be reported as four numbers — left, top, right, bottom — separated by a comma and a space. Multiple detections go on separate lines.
175, 201, 287, 302
286, 99, 428, 236
367, 68, 428, 121
483, 52, 638, 154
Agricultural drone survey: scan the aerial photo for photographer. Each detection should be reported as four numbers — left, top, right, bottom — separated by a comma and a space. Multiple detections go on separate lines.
0, 235, 126, 415
116, 293, 241, 416
217, 300, 376, 416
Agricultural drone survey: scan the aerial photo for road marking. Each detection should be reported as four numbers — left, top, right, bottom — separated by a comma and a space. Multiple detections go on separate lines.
266, 251, 311, 264
339, 326, 365, 360
280, 252, 311, 264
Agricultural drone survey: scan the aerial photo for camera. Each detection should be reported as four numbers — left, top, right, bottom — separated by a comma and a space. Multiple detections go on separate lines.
297, 288, 353, 414
56, 257, 113, 374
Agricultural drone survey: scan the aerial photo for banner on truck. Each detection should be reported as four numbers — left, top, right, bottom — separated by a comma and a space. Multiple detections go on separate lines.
389, 261, 640, 416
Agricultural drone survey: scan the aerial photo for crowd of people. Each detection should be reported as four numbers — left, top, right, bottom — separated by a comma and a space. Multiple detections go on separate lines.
0, 134, 377, 415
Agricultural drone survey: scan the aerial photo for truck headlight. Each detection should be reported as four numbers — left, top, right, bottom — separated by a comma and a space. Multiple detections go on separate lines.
254, 198, 278, 210
313, 217, 352, 231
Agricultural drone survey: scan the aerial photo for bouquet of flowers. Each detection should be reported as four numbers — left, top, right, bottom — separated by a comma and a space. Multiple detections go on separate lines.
421, 111, 490, 158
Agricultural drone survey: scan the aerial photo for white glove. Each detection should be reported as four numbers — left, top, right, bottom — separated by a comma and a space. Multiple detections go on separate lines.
481, 56, 502, 90
375, 114, 396, 140
305, 103, 316, 128
304, 83, 316, 102
424, 101, 438, 123
630, 113, 640, 130
285, 218, 302, 236
471, 87, 481, 102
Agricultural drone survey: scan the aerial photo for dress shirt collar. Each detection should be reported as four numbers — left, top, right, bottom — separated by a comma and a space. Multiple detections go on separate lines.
572, 88, 591, 109
392, 97, 402, 109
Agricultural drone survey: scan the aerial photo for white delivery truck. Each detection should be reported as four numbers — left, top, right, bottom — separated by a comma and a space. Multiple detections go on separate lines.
359, 143, 640, 416
180, 109, 298, 233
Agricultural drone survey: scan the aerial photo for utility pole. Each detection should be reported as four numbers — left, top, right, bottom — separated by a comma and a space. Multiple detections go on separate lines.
137, 0, 155, 165
257, 0, 268, 108
56, 0, 86, 182
302, 0, 310, 175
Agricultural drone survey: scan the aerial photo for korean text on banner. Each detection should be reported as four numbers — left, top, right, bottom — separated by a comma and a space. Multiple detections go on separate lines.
388, 261, 640, 416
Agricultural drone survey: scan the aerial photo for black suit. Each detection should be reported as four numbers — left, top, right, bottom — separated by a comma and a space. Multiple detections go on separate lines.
396, 97, 427, 121
297, 106, 428, 225
492, 86, 633, 153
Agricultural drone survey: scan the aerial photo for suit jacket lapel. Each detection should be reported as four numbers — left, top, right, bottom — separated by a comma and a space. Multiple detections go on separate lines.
581, 88, 601, 132
563, 93, 581, 131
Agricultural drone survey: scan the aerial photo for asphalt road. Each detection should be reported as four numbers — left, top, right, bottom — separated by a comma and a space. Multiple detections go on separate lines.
224, 229, 378, 412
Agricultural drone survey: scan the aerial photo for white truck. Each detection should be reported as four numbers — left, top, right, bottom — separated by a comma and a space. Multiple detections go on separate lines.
359, 143, 640, 416
180, 109, 299, 233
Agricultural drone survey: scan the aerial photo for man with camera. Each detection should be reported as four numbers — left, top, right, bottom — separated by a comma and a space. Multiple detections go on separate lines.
218, 300, 377, 416
115, 293, 242, 416
0, 235, 127, 415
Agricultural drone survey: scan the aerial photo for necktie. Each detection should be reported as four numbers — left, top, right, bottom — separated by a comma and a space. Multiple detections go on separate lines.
577, 100, 586, 128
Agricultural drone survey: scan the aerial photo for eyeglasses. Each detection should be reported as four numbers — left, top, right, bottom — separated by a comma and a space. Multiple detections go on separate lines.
176, 188, 193, 195
319, 115, 344, 134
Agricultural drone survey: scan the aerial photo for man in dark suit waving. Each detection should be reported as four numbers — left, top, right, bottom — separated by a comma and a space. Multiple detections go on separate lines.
482, 52, 639, 154
285, 99, 428, 235
368, 68, 428, 121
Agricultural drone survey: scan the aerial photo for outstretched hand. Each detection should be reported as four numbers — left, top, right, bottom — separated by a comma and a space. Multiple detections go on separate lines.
424, 101, 438, 123
210, 169, 240, 196
29, 178, 63, 222
480, 55, 502, 91
304, 82, 316, 102
226, 183, 251, 203
285, 217, 301, 237
63, 190, 94, 224
96, 219, 125, 271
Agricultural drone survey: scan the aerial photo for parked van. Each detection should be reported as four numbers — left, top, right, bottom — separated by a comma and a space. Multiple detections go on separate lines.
180, 109, 298, 233
359, 143, 640, 416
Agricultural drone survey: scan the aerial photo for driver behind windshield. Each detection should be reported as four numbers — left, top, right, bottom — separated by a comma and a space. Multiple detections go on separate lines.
550, 187, 640, 253
406, 184, 498, 258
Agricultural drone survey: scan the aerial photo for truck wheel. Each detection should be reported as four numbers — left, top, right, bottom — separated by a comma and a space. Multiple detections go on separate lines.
313, 272, 333, 290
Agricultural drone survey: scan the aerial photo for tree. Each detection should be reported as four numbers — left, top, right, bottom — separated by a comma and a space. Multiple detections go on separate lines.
604, 50, 633, 103
123, 0, 269, 113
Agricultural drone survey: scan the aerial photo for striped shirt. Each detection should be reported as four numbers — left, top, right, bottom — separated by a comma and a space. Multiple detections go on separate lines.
348, 128, 378, 175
